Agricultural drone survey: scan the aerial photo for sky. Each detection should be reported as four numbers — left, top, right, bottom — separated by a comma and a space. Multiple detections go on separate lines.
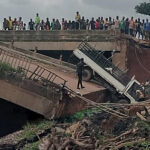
0, 0, 149, 28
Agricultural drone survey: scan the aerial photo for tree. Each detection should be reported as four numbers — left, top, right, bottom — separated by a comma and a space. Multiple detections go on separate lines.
135, 2, 150, 16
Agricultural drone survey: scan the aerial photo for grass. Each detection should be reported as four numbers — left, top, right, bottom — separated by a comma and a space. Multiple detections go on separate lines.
17, 108, 100, 148
23, 129, 36, 141
140, 141, 150, 148
124, 141, 150, 149
137, 121, 150, 139
123, 121, 150, 149
0, 63, 15, 78
22, 141, 40, 150
0, 62, 25, 79
64, 107, 100, 123
17, 120, 55, 141
137, 121, 150, 131
24, 120, 54, 131
98, 135, 110, 145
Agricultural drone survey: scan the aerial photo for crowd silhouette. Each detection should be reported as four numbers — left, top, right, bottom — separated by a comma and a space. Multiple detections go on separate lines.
2, 12, 150, 40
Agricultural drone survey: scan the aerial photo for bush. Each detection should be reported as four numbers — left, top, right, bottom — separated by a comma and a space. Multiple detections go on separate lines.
0, 63, 25, 80
0, 63, 15, 78
64, 107, 100, 123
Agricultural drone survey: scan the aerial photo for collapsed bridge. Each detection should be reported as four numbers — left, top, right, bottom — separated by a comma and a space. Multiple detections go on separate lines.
0, 43, 107, 119
0, 29, 150, 119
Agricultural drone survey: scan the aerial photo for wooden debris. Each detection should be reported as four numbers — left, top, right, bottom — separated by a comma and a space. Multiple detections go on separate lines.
39, 104, 150, 150
136, 112, 147, 121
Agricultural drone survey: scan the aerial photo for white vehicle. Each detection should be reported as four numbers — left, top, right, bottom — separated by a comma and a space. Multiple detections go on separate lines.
73, 42, 144, 103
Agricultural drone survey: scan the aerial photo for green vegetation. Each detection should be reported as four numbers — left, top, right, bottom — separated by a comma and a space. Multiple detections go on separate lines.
98, 135, 110, 145
22, 141, 40, 150
16, 109, 100, 149
124, 142, 134, 148
16, 66, 25, 74
140, 141, 150, 148
16, 120, 55, 150
64, 107, 100, 122
123, 121, 150, 149
0, 63, 15, 78
22, 129, 35, 141
13, 109, 150, 149
137, 121, 150, 130
0, 62, 25, 79
135, 2, 150, 16
124, 141, 150, 149
19, 108, 99, 141
18, 120, 55, 141
24, 120, 54, 131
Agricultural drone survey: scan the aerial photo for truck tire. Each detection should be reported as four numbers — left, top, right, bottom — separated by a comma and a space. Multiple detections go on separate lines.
82, 67, 93, 81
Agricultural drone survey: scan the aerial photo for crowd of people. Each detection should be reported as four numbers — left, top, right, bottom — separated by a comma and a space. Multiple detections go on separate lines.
2, 12, 150, 40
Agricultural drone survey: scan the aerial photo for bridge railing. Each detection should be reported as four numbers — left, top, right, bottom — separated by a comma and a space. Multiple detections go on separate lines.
0, 48, 67, 87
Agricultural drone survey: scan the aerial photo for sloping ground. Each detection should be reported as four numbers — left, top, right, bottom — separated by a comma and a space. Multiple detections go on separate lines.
126, 38, 150, 82
1, 105, 150, 150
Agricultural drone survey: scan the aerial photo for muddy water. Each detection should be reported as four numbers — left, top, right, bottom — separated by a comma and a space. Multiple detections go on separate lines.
0, 98, 41, 137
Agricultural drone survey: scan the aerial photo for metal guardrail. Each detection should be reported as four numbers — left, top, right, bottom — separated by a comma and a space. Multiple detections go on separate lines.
78, 41, 131, 86
0, 41, 76, 71
0, 48, 67, 87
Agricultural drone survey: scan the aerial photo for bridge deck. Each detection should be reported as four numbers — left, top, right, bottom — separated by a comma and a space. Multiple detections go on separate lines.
49, 67, 104, 96
0, 44, 104, 96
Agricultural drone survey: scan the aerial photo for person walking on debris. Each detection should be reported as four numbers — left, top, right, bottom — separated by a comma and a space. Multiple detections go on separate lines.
76, 58, 85, 89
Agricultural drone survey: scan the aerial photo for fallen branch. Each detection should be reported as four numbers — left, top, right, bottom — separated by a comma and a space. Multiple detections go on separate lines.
136, 112, 147, 121
115, 138, 145, 149
115, 138, 136, 146
58, 138, 93, 150
108, 129, 132, 142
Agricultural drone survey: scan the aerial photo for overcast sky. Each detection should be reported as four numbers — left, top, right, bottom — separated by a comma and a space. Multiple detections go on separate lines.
0, 0, 149, 27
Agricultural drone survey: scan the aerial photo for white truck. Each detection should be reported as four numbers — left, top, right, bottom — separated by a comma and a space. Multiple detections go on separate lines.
73, 42, 144, 103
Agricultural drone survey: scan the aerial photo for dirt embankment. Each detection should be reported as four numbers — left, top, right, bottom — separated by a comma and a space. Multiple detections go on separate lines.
126, 39, 150, 83
38, 106, 150, 150
1, 104, 150, 150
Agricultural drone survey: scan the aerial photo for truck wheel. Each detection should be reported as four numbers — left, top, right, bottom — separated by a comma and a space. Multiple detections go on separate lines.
83, 68, 93, 81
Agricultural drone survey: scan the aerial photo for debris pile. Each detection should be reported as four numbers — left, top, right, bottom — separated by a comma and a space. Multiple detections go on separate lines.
39, 104, 150, 150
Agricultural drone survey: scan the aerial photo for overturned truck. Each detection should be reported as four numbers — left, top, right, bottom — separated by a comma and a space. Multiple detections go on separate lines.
73, 42, 145, 103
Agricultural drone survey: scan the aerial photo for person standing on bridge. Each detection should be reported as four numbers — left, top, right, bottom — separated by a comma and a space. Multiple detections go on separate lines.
8, 16, 13, 30
3, 18, 9, 30
28, 19, 35, 30
46, 18, 50, 30
18, 17, 23, 30
35, 13, 40, 30
129, 17, 135, 37
145, 19, 150, 40
77, 58, 85, 89
120, 17, 125, 33
75, 11, 81, 30
12, 18, 18, 30
51, 19, 56, 30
